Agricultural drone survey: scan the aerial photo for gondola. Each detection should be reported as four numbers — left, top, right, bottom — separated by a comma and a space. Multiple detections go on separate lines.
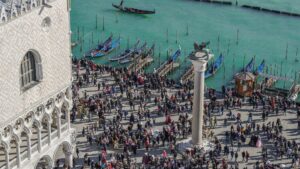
205, 54, 224, 78
133, 42, 148, 56
156, 48, 181, 72
256, 60, 265, 74
242, 57, 255, 72
90, 38, 121, 58
86, 35, 113, 57
109, 40, 140, 61
112, 0, 155, 14
142, 44, 155, 58
118, 42, 148, 64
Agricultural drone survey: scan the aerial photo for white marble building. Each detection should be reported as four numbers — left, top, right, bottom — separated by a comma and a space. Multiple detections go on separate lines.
0, 0, 75, 168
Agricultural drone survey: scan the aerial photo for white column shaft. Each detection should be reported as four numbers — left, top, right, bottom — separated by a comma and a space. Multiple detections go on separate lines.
47, 123, 52, 145
57, 114, 62, 138
16, 143, 21, 168
192, 70, 205, 145
66, 110, 71, 129
5, 149, 10, 169
27, 136, 31, 159
65, 153, 73, 167
37, 128, 42, 152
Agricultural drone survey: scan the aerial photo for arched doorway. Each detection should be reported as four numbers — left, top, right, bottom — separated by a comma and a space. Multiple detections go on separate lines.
53, 141, 73, 169
35, 155, 53, 169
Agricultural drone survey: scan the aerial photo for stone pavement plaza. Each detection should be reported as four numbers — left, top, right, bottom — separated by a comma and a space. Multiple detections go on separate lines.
66, 69, 300, 169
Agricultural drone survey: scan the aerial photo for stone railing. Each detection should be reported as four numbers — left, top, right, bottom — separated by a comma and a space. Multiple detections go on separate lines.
0, 0, 55, 25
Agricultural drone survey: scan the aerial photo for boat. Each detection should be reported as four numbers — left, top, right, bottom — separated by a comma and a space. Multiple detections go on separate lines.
157, 48, 181, 73
180, 66, 193, 82
86, 35, 113, 57
128, 44, 155, 71
95, 35, 113, 51
205, 54, 224, 78
118, 42, 148, 64
243, 57, 255, 72
109, 40, 140, 61
143, 44, 155, 58
133, 42, 148, 56
90, 38, 121, 58
154, 48, 181, 76
112, 0, 155, 14
255, 59, 265, 74
171, 49, 181, 62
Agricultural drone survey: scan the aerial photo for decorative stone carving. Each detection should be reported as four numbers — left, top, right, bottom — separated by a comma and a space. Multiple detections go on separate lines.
0, 0, 56, 24
35, 105, 45, 121
0, 6, 8, 23
41, 16, 51, 32
55, 92, 65, 108
3, 126, 11, 138
14, 119, 22, 130
25, 111, 34, 125
10, 5, 18, 18
65, 87, 72, 100
45, 99, 54, 114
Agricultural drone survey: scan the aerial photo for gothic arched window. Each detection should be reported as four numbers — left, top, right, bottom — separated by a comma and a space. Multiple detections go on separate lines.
20, 51, 43, 90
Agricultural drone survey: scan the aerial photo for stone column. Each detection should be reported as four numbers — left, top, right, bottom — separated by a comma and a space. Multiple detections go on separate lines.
27, 135, 32, 160
47, 121, 52, 145
189, 51, 208, 146
57, 112, 62, 138
37, 127, 42, 152
16, 142, 21, 168
5, 148, 10, 169
64, 152, 73, 167
66, 109, 71, 130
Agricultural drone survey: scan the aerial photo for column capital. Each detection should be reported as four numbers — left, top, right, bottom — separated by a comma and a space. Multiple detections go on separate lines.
191, 60, 207, 72
189, 51, 209, 73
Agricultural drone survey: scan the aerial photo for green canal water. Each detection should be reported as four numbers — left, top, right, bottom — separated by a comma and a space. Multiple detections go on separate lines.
71, 0, 300, 89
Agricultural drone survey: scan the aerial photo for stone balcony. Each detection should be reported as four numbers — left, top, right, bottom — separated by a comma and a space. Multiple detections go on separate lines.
0, 86, 73, 169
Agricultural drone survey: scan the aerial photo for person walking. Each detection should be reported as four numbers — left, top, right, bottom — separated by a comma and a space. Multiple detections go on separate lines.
245, 151, 249, 162
76, 147, 80, 158
230, 150, 234, 161
234, 151, 238, 162
242, 151, 245, 162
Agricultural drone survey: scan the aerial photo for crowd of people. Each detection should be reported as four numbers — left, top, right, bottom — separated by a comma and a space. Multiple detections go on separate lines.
67, 58, 300, 169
